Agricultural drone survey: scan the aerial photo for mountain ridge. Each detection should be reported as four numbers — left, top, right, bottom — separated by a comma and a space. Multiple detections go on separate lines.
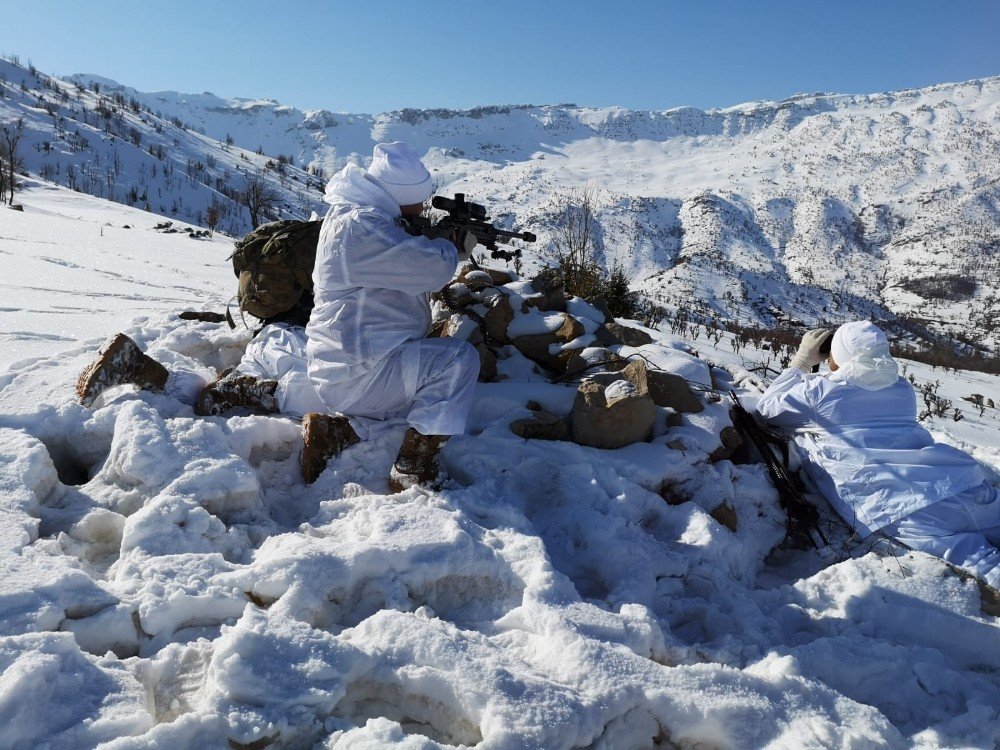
2, 58, 997, 349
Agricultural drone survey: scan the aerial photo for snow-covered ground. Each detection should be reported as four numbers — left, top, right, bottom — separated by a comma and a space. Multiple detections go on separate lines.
2, 185, 1000, 749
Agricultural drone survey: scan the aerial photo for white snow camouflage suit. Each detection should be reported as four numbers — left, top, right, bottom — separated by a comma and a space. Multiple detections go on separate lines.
237, 165, 479, 438
757, 340, 1000, 589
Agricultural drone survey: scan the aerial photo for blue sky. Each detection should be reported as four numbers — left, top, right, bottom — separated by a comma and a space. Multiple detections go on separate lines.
3, 1, 998, 113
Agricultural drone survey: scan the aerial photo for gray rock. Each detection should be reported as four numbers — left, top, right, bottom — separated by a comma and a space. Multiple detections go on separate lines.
461, 270, 494, 290
483, 295, 515, 344
709, 504, 738, 532
594, 325, 624, 347
646, 370, 703, 413
709, 425, 744, 463
605, 322, 653, 347
440, 283, 475, 309
476, 342, 499, 382
563, 349, 629, 381
512, 313, 585, 372
525, 268, 567, 312
569, 360, 655, 449
459, 266, 514, 288
585, 296, 612, 324
440, 313, 484, 345
660, 480, 689, 506
664, 409, 684, 428
483, 268, 515, 285
510, 410, 570, 441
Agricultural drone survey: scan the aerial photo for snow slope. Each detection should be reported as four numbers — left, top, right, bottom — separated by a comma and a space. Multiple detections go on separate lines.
3, 59, 998, 349
0, 59, 326, 238
1, 185, 999, 749
0, 179, 234, 367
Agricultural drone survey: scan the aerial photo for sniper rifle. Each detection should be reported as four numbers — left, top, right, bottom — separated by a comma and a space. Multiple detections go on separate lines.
401, 193, 536, 262
729, 391, 827, 549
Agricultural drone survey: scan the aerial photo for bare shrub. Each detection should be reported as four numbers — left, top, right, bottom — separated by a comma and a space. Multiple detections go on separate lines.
1, 117, 26, 205
917, 380, 952, 421
242, 172, 278, 229
552, 186, 645, 320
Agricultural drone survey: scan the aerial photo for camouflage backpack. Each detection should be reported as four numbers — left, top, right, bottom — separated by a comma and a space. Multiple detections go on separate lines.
229, 219, 322, 327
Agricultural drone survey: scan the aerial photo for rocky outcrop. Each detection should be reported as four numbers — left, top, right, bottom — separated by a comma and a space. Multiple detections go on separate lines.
646, 370, 703, 413
512, 313, 586, 372
434, 267, 729, 453
569, 360, 655, 449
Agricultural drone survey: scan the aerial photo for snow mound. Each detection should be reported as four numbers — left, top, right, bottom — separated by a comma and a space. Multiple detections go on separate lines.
1, 305, 998, 749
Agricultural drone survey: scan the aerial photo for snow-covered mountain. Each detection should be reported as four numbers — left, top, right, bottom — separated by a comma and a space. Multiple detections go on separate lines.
0, 60, 327, 238
2, 182, 999, 750
2, 58, 999, 350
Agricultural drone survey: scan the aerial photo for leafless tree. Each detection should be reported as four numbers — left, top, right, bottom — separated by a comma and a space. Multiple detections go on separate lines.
206, 199, 221, 234
242, 172, 278, 229
1, 118, 26, 205
553, 185, 601, 299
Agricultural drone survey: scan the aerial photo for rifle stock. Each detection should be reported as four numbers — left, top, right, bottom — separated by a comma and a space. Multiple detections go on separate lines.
729, 391, 826, 549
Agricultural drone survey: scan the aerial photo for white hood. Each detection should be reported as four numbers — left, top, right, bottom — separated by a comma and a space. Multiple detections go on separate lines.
323, 164, 400, 217
828, 321, 899, 391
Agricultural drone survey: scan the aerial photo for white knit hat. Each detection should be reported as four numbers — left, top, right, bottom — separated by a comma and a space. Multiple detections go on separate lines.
830, 321, 899, 391
366, 142, 434, 206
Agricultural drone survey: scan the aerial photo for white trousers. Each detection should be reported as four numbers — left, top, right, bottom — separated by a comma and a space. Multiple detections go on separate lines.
888, 482, 1000, 590
237, 324, 480, 438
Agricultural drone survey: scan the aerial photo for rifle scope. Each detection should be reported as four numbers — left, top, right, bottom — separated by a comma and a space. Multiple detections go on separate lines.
432, 193, 487, 220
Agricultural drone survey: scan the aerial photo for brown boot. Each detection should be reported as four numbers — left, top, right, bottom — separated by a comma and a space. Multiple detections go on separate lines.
300, 413, 361, 484
387, 428, 449, 493
76, 333, 169, 407
195, 371, 279, 416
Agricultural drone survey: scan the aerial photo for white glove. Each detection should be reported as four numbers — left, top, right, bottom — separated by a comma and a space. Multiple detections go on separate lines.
455, 230, 477, 261
790, 328, 832, 371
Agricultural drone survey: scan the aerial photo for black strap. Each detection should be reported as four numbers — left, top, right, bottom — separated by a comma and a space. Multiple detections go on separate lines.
729, 391, 826, 549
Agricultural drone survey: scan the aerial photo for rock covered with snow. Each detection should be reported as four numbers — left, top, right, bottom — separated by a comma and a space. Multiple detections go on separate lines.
435, 267, 717, 452
570, 360, 655, 449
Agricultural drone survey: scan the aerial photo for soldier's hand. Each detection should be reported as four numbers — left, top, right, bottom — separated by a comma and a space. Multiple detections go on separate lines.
455, 230, 477, 261
790, 328, 832, 371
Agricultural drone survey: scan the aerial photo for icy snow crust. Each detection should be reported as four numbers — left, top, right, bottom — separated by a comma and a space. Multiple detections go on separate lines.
2, 188, 1000, 748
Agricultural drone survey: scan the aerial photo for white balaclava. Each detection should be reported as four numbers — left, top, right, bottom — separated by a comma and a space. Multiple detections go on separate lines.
366, 142, 433, 206
829, 321, 899, 391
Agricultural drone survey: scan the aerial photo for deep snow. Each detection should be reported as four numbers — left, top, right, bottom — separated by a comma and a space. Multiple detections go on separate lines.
1, 186, 999, 749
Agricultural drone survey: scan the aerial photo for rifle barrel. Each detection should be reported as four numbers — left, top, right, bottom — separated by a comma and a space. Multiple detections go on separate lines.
490, 226, 536, 243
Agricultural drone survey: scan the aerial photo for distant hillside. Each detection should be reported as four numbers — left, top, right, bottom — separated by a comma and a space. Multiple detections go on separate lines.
2, 57, 998, 349
0, 58, 326, 237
